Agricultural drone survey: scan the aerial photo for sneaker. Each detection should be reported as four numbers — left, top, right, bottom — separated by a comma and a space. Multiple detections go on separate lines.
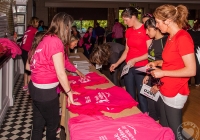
56, 127, 61, 134
195, 84, 200, 87
22, 85, 28, 91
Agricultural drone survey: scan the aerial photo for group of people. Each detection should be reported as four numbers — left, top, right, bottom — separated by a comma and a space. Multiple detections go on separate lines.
19, 4, 197, 140
91, 4, 196, 140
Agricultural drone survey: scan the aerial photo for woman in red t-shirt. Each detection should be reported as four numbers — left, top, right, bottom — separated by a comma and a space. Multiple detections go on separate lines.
110, 7, 152, 113
21, 17, 39, 91
148, 5, 196, 138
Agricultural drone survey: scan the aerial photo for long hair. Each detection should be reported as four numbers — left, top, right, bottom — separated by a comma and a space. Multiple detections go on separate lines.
30, 12, 73, 59
28, 31, 46, 63
90, 43, 111, 65
153, 4, 188, 28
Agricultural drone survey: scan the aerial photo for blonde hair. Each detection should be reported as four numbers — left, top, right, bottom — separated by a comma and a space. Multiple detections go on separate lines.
153, 4, 188, 28
28, 17, 39, 27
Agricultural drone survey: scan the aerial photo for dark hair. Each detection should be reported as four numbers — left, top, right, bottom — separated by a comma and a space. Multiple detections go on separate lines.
28, 17, 39, 27
121, 7, 140, 18
90, 43, 111, 65
144, 17, 157, 29
87, 26, 93, 32
39, 20, 44, 26
153, 4, 188, 28
143, 13, 153, 19
28, 31, 46, 63
115, 19, 119, 22
30, 12, 73, 59
72, 25, 77, 30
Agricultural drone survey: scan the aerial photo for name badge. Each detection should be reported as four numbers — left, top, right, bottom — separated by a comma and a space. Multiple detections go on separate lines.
121, 64, 130, 77
140, 84, 160, 101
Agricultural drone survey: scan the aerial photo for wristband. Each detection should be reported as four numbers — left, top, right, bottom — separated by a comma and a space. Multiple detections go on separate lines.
66, 88, 71, 95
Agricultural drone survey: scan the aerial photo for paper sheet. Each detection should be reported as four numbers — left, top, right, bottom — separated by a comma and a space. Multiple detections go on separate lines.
121, 64, 130, 77
196, 47, 200, 65
135, 66, 148, 73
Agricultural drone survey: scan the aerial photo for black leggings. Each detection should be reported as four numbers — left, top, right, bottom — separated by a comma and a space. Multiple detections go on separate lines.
159, 97, 182, 140
21, 49, 31, 75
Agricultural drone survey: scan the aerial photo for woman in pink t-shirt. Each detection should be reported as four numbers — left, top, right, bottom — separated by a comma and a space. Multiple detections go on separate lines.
110, 7, 152, 113
21, 17, 39, 91
28, 13, 80, 140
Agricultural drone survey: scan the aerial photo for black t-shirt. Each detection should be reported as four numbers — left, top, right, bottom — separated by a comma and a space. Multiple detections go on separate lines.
107, 42, 125, 64
148, 36, 167, 62
187, 30, 200, 50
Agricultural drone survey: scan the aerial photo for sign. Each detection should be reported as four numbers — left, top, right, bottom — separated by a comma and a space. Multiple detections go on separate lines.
140, 84, 160, 101
121, 64, 130, 77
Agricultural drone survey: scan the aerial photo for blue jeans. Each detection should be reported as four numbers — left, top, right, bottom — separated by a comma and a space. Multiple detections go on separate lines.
124, 67, 148, 113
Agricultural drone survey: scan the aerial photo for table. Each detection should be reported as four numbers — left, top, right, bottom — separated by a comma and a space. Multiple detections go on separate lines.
60, 52, 141, 140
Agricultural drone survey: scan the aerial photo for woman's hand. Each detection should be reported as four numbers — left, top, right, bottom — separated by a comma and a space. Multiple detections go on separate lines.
127, 59, 136, 68
150, 68, 165, 78
110, 63, 118, 72
76, 70, 85, 78
150, 85, 160, 94
67, 90, 81, 106
146, 61, 157, 68
143, 75, 149, 84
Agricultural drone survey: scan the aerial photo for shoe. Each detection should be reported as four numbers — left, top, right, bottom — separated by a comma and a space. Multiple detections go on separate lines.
22, 85, 28, 91
56, 128, 61, 134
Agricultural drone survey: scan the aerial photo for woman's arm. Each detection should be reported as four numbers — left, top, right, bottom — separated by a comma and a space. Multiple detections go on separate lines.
52, 52, 80, 105
151, 53, 196, 78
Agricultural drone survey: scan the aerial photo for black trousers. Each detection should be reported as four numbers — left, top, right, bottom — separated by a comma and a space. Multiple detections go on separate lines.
115, 38, 123, 45
31, 97, 59, 140
159, 97, 182, 140
21, 49, 31, 75
98, 36, 104, 45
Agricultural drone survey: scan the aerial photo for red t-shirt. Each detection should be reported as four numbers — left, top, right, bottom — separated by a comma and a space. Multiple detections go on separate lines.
125, 25, 149, 66
21, 26, 38, 51
69, 113, 174, 140
67, 86, 138, 115
160, 30, 194, 97
30, 35, 65, 84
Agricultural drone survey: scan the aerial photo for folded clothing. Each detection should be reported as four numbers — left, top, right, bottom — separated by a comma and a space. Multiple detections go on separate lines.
67, 86, 138, 115
69, 113, 174, 140
67, 72, 109, 90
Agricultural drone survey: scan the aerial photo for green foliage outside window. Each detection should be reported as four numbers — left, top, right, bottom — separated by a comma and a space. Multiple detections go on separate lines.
97, 20, 107, 28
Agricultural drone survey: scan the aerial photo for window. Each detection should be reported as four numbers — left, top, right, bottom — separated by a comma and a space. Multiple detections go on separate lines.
97, 20, 107, 28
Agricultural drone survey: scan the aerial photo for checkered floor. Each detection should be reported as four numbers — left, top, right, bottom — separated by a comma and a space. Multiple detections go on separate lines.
0, 75, 60, 140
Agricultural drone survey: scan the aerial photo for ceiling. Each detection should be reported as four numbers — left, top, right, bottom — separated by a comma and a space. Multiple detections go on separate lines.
57, 0, 200, 4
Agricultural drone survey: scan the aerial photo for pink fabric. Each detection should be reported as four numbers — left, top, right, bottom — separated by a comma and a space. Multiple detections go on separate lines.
21, 26, 38, 51
67, 86, 138, 115
67, 72, 109, 90
83, 32, 91, 50
30, 35, 65, 84
0, 38, 22, 58
69, 113, 175, 140
112, 22, 124, 39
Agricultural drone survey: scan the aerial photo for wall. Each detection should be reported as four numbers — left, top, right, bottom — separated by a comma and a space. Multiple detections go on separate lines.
29, 0, 200, 25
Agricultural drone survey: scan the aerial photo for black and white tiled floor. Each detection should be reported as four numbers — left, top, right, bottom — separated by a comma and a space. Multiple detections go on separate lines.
0, 75, 60, 140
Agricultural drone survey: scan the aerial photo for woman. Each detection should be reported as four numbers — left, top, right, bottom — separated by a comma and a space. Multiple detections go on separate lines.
149, 5, 196, 138
21, 17, 39, 92
110, 7, 152, 113
82, 26, 93, 58
143, 17, 167, 121
142, 13, 153, 24
28, 12, 80, 140
90, 42, 125, 86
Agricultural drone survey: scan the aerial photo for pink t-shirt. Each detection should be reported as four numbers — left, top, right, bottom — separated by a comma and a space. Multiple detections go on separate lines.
21, 26, 38, 51
67, 72, 109, 90
69, 113, 174, 140
30, 35, 65, 84
67, 86, 138, 115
